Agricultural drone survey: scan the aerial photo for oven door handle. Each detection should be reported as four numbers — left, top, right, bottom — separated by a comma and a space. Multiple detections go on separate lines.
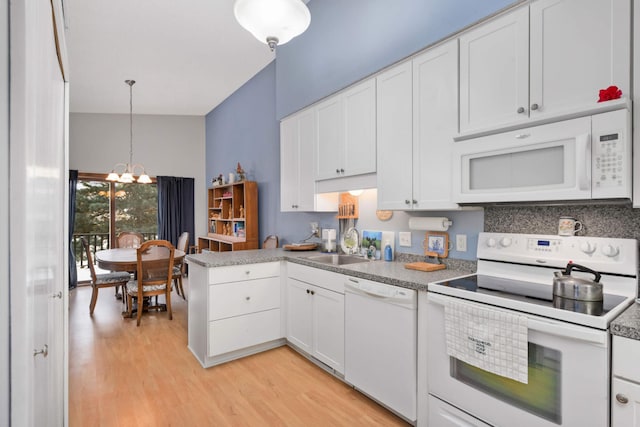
427, 292, 607, 345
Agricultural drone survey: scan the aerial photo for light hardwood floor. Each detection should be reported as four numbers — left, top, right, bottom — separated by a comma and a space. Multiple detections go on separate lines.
69, 279, 409, 426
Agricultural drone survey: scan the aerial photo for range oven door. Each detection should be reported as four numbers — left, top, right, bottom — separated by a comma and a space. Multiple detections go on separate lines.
426, 292, 610, 427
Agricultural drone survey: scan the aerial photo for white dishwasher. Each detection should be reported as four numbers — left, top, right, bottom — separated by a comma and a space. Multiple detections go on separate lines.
344, 277, 417, 422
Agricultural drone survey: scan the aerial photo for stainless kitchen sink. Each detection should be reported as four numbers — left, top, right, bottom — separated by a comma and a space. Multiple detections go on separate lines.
306, 254, 371, 266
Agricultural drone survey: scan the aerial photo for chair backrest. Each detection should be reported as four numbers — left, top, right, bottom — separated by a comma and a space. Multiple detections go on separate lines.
136, 240, 175, 297
80, 237, 98, 284
263, 235, 279, 249
176, 232, 189, 253
117, 231, 144, 248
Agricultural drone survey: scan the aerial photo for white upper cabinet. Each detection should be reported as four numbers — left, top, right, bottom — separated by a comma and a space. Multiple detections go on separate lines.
281, 108, 337, 212
316, 78, 376, 180
376, 61, 413, 210
460, 0, 630, 136
377, 40, 459, 210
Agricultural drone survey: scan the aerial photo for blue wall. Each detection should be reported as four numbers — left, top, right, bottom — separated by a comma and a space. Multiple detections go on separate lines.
206, 0, 519, 257
276, 0, 518, 118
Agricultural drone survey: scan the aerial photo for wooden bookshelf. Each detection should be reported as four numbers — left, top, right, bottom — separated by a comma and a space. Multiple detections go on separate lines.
197, 181, 259, 252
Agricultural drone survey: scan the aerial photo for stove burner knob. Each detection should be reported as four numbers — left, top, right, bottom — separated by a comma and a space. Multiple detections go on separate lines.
499, 237, 512, 248
580, 242, 597, 254
486, 238, 497, 248
601, 244, 620, 257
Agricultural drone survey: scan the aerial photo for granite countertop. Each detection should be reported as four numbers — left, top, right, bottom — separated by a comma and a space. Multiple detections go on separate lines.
186, 248, 476, 292
611, 302, 640, 340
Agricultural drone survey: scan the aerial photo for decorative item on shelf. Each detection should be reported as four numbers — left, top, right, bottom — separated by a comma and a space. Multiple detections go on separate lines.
236, 163, 246, 181
228, 172, 236, 184
239, 205, 245, 218
233, 0, 311, 52
597, 85, 622, 103
209, 212, 219, 219
223, 191, 232, 197
228, 210, 233, 220
105, 80, 152, 184
215, 174, 224, 186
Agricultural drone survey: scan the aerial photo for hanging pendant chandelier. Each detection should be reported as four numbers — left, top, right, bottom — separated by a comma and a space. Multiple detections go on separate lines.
106, 80, 151, 184
233, 0, 311, 51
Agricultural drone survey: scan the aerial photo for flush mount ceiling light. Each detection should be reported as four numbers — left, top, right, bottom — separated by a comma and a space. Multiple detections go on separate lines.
106, 80, 151, 184
234, 0, 311, 51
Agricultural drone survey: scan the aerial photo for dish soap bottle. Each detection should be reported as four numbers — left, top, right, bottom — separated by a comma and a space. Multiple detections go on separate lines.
384, 240, 393, 262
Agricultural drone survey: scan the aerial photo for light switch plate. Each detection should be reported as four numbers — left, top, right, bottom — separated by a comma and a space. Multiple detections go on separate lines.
456, 234, 467, 252
399, 232, 412, 247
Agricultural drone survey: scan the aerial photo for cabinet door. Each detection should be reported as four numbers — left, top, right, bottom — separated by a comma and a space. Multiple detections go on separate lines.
376, 61, 414, 210
316, 95, 343, 180
412, 40, 459, 210
312, 286, 345, 374
286, 278, 313, 354
529, 0, 630, 120
459, 7, 529, 133
280, 116, 299, 212
296, 108, 317, 211
343, 78, 376, 177
612, 377, 640, 427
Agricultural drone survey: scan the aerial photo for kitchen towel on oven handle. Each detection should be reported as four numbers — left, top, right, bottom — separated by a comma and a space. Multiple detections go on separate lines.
444, 299, 528, 384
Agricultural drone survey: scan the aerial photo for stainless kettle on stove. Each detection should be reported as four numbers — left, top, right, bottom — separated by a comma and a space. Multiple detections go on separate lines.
553, 263, 603, 301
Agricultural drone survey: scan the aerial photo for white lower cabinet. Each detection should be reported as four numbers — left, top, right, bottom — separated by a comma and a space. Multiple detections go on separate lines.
188, 261, 284, 367
612, 335, 640, 426
286, 264, 345, 374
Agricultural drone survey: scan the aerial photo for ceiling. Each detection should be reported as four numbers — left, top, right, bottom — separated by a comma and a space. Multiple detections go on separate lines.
64, 0, 276, 116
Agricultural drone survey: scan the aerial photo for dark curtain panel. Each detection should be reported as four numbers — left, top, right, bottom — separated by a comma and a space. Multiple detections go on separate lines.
157, 176, 195, 248
68, 170, 78, 290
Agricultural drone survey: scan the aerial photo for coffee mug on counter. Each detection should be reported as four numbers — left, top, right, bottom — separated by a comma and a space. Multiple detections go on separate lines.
558, 217, 583, 236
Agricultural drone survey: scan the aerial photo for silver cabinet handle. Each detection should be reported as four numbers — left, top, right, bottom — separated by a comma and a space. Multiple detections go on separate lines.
531, 103, 539, 110
405, 199, 411, 204
336, 168, 340, 174
51, 291, 62, 299
245, 296, 251, 301
616, 394, 629, 404
517, 106, 525, 114
412, 199, 417, 204
34, 344, 48, 358
245, 270, 250, 275
340, 168, 344, 173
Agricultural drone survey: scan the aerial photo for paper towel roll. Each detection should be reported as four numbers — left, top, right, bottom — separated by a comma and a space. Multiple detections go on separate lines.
408, 217, 452, 231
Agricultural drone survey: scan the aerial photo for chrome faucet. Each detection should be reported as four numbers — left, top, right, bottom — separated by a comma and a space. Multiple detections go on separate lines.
343, 227, 360, 255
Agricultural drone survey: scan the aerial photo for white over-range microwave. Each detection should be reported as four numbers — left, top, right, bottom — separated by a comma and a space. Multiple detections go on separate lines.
452, 109, 631, 204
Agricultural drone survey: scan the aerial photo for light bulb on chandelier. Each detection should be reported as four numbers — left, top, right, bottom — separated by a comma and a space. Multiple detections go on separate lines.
106, 79, 151, 184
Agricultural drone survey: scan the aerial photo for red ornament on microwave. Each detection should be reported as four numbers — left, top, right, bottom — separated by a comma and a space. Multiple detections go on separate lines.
597, 85, 622, 102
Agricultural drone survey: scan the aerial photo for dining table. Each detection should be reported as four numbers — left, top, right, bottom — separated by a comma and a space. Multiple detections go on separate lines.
95, 247, 185, 273
95, 247, 185, 317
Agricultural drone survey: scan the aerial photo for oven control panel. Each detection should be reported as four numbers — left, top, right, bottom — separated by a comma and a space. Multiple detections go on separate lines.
478, 232, 637, 275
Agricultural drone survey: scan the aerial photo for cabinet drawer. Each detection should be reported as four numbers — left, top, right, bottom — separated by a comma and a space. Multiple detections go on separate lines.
208, 309, 282, 356
208, 261, 280, 285
208, 277, 280, 321
287, 262, 345, 294
614, 335, 640, 380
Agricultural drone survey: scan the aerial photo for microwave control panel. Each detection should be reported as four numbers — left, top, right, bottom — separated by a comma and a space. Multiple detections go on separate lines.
592, 109, 631, 198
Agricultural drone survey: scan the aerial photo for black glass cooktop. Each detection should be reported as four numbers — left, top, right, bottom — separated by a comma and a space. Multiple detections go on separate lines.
433, 274, 628, 317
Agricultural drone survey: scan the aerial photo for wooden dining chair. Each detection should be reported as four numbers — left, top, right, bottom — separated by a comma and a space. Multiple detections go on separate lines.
172, 231, 189, 300
81, 237, 131, 316
125, 240, 175, 326
116, 231, 144, 248
263, 235, 279, 249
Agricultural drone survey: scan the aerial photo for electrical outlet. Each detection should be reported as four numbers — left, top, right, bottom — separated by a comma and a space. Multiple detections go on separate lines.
310, 222, 319, 237
399, 232, 412, 247
456, 234, 467, 252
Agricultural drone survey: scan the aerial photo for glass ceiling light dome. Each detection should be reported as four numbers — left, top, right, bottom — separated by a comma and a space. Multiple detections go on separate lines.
234, 0, 311, 51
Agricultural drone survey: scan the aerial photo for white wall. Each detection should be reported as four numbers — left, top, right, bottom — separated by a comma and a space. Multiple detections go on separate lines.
69, 113, 207, 238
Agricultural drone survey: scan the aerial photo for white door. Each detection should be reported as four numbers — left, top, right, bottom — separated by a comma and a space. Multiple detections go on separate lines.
10, 0, 68, 424
315, 96, 343, 180
286, 278, 313, 354
312, 286, 344, 373
459, 6, 529, 134
280, 116, 299, 211
376, 61, 413, 210
613, 378, 640, 427
342, 78, 376, 177
529, 0, 630, 120
412, 39, 459, 210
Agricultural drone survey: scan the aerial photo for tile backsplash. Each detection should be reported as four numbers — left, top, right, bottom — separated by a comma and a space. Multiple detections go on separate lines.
485, 204, 640, 240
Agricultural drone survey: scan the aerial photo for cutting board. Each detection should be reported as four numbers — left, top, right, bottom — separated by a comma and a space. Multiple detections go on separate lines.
404, 261, 446, 272
283, 243, 318, 251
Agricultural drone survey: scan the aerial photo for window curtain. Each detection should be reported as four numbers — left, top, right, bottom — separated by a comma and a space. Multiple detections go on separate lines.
157, 176, 195, 248
68, 169, 78, 289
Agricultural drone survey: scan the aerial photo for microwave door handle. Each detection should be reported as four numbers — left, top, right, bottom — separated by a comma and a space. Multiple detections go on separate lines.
576, 133, 591, 191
